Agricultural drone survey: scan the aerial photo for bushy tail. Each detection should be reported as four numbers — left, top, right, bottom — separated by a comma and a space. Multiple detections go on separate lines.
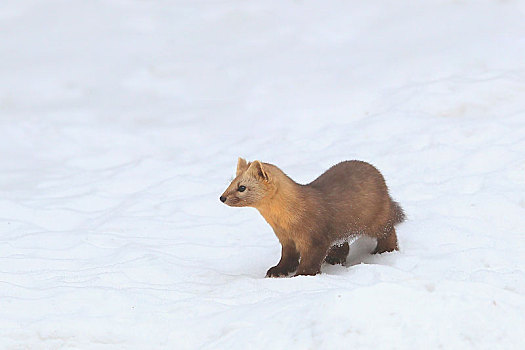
390, 199, 406, 224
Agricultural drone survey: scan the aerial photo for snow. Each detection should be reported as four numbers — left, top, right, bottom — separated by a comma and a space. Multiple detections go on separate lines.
1, 0, 525, 348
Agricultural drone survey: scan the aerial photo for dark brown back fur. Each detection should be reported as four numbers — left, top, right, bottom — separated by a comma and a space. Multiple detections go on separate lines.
308, 160, 404, 240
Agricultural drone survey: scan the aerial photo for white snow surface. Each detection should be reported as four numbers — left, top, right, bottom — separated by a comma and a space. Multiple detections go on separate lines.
1, 0, 525, 349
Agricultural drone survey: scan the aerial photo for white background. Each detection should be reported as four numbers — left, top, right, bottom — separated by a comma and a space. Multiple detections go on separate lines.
1, 0, 524, 348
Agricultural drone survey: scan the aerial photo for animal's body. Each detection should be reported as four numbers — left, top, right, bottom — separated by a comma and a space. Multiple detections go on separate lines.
220, 158, 405, 277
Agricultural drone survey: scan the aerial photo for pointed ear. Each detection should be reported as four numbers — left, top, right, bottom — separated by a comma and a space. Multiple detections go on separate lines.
247, 160, 269, 181
236, 157, 249, 177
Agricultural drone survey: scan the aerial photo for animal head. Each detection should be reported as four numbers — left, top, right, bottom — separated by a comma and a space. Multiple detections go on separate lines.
220, 158, 275, 207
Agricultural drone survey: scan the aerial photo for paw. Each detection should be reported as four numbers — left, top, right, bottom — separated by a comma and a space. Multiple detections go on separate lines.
325, 255, 345, 265
265, 265, 290, 278
294, 268, 320, 277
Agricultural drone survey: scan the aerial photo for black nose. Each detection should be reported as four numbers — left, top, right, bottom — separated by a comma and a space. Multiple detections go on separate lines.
220, 196, 226, 203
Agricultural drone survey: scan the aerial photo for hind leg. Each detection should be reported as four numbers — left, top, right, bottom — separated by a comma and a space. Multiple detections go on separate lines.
373, 228, 398, 254
325, 242, 350, 265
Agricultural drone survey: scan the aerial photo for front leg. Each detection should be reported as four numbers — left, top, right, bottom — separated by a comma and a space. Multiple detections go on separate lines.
325, 242, 350, 265
294, 239, 330, 276
266, 240, 300, 277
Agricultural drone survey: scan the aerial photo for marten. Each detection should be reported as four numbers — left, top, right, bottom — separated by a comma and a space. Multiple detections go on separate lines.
220, 158, 405, 277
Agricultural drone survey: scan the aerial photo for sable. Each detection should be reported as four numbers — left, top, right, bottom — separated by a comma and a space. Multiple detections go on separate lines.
220, 158, 405, 277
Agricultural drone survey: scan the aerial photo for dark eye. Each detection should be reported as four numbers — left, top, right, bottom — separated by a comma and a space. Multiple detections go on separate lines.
238, 185, 246, 192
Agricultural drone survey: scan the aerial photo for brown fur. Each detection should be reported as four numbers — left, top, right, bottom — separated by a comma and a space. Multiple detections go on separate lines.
220, 158, 405, 277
